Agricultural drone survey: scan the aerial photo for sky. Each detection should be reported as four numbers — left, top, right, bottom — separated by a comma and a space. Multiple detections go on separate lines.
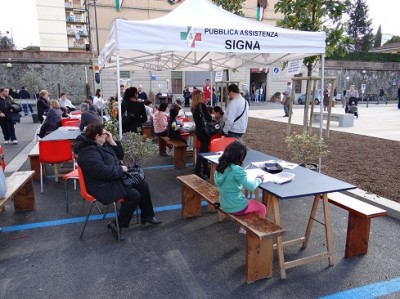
0, 0, 398, 49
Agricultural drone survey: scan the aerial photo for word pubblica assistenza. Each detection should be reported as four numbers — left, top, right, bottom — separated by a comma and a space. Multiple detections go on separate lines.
204, 28, 278, 50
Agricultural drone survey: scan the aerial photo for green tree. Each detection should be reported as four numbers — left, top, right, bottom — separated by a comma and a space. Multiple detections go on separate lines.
347, 0, 374, 51
212, 0, 246, 16
274, 0, 351, 76
373, 25, 382, 48
384, 35, 400, 45
0, 34, 15, 49
24, 45, 40, 51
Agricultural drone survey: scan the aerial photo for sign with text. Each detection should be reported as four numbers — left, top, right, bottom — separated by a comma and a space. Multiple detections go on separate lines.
272, 67, 280, 80
215, 71, 223, 82
286, 59, 302, 77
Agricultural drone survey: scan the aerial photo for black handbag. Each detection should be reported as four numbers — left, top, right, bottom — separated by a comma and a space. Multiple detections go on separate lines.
199, 104, 221, 136
121, 165, 145, 188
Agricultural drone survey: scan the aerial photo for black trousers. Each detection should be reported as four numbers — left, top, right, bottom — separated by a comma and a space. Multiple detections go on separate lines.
119, 180, 155, 228
195, 134, 210, 175
0, 119, 16, 141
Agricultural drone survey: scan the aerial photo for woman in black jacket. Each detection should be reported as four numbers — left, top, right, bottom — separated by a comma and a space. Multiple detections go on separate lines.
74, 123, 161, 241
37, 90, 50, 124
191, 89, 212, 178
121, 87, 147, 134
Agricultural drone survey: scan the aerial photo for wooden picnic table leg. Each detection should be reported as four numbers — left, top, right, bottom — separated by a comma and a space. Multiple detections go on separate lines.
262, 191, 286, 279
302, 195, 320, 248
321, 193, 334, 265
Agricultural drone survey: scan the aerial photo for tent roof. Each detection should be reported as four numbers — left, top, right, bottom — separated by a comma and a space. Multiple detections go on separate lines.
99, 0, 326, 71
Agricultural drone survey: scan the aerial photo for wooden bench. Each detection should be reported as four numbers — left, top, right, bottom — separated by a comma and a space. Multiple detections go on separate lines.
28, 143, 40, 181
159, 136, 187, 169
0, 171, 36, 212
177, 174, 286, 283
312, 112, 354, 127
328, 192, 387, 258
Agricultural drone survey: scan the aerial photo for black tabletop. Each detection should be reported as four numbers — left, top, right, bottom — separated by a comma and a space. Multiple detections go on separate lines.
41, 128, 82, 141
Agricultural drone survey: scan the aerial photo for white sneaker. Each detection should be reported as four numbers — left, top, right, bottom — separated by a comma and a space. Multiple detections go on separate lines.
12, 140, 18, 144
239, 227, 247, 234
3, 140, 9, 144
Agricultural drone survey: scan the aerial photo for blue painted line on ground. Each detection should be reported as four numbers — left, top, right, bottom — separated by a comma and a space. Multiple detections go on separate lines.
142, 162, 193, 170
1, 201, 208, 233
319, 277, 400, 299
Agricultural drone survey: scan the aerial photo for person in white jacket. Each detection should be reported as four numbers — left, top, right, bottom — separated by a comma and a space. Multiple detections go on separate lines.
222, 84, 248, 140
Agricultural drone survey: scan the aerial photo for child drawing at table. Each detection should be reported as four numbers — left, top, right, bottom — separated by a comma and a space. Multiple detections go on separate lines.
214, 141, 266, 233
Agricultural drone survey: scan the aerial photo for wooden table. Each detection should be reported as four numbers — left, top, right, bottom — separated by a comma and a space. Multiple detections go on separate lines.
203, 149, 356, 279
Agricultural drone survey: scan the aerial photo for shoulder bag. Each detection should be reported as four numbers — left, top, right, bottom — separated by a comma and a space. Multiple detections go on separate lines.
121, 164, 145, 188
199, 104, 221, 136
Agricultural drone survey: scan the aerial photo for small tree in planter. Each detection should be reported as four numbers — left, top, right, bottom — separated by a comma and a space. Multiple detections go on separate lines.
103, 103, 157, 168
120, 131, 158, 168
285, 133, 329, 170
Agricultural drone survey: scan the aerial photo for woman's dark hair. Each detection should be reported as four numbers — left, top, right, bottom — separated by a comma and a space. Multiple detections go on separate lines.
123, 87, 138, 101
60, 106, 69, 117
158, 102, 168, 112
95, 89, 101, 97
144, 100, 152, 106
169, 107, 179, 119
216, 141, 247, 174
85, 123, 103, 140
213, 106, 224, 116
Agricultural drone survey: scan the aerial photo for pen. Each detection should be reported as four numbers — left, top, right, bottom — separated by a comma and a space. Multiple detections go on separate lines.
243, 164, 251, 170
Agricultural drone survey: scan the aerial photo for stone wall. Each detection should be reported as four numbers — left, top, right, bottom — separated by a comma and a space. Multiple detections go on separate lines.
0, 50, 94, 103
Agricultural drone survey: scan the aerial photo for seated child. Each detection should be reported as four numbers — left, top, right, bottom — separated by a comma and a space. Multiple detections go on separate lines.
167, 107, 187, 144
214, 141, 266, 234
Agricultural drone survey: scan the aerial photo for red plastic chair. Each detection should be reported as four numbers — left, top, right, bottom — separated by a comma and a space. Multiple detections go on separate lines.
61, 118, 80, 127
77, 166, 124, 242
39, 140, 74, 193
209, 137, 237, 152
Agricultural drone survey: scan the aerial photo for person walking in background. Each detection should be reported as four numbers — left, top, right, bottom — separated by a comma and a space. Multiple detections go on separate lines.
222, 84, 248, 140
282, 81, 292, 117
254, 88, 260, 102
183, 86, 191, 108
137, 85, 148, 101
214, 141, 266, 234
37, 90, 50, 124
18, 86, 33, 116
0, 88, 18, 144
323, 83, 331, 111
377, 87, 387, 104
259, 86, 264, 102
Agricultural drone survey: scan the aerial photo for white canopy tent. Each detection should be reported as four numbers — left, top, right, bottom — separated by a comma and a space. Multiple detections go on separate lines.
98, 0, 327, 138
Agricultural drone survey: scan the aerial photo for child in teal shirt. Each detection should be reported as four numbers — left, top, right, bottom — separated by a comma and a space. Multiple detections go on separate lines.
214, 141, 266, 222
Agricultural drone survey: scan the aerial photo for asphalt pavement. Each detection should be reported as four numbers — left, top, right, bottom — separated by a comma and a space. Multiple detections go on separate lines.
0, 106, 400, 299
